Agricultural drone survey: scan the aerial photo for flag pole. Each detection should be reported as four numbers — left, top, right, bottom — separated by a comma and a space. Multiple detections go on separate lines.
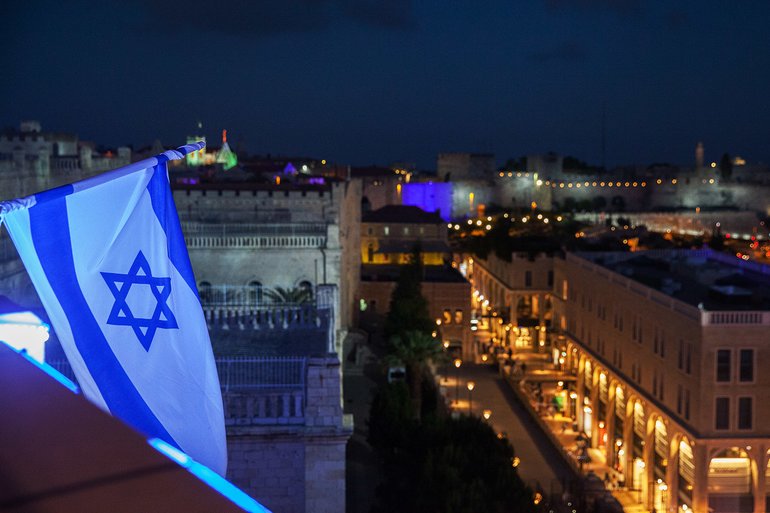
0, 141, 205, 219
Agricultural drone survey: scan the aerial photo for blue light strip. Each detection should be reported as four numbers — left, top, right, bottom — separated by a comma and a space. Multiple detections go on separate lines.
148, 439, 271, 513
0, 340, 80, 394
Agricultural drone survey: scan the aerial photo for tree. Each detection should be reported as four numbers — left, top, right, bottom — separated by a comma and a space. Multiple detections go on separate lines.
263, 286, 312, 305
384, 245, 434, 340
385, 331, 445, 419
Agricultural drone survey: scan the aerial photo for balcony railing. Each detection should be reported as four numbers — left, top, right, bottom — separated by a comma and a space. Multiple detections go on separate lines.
181, 222, 327, 249
703, 311, 770, 326
48, 356, 306, 391
47, 356, 308, 426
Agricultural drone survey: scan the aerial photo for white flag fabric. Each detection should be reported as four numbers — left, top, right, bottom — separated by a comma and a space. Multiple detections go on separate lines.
1, 142, 227, 475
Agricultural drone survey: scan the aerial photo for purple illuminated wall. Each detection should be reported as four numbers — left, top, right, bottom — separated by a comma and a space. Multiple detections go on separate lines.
402, 182, 453, 221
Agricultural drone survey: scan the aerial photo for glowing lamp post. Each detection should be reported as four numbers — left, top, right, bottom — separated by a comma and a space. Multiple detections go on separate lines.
467, 381, 475, 412
483, 409, 492, 421
0, 297, 50, 363
453, 358, 462, 405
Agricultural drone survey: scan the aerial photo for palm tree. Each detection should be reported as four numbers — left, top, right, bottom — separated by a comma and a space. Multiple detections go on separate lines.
385, 330, 445, 419
263, 286, 312, 305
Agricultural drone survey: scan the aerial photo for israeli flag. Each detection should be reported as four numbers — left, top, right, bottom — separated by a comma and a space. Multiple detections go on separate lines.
0, 142, 227, 475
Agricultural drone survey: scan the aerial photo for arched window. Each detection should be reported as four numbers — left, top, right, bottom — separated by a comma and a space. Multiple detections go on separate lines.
248, 281, 263, 305
299, 280, 313, 301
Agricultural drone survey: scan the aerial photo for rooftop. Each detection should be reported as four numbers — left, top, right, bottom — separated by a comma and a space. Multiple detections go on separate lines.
361, 264, 468, 284
362, 205, 443, 224
581, 249, 770, 311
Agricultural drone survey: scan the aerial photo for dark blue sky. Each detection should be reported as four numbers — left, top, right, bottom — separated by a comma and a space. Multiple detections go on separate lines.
3, 0, 769, 169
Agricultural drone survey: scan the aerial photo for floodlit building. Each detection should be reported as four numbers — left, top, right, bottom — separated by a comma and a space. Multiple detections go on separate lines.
552, 249, 770, 513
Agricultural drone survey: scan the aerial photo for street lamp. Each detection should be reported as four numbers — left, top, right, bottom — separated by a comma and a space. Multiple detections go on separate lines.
483, 409, 492, 421
467, 381, 475, 412
442, 341, 450, 383
454, 358, 462, 405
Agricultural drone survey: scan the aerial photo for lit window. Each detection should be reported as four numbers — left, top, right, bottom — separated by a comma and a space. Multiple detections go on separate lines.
384, 226, 389, 236
454, 310, 463, 324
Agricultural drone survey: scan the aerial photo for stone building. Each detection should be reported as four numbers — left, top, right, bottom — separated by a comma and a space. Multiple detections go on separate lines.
464, 251, 555, 351
550, 250, 770, 513
0, 121, 131, 201
357, 204, 471, 358
173, 178, 362, 357
468, 248, 770, 513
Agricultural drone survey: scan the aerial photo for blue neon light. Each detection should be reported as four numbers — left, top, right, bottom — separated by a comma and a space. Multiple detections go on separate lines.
0, 340, 80, 394
401, 182, 453, 221
148, 438, 272, 513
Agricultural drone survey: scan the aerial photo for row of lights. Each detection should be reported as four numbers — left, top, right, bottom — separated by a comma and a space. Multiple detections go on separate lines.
540, 178, 718, 188
498, 172, 720, 188
447, 213, 564, 232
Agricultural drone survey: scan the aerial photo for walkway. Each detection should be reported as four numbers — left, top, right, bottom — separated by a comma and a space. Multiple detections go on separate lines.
447, 352, 651, 513
442, 363, 576, 496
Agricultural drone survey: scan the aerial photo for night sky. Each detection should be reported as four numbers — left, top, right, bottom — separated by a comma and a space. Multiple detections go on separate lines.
3, 0, 769, 169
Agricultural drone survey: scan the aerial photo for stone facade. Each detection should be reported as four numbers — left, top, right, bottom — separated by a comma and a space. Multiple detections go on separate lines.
469, 249, 770, 513
173, 179, 362, 357
226, 357, 351, 513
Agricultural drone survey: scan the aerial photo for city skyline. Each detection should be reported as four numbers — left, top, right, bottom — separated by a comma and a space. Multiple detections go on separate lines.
3, 0, 769, 169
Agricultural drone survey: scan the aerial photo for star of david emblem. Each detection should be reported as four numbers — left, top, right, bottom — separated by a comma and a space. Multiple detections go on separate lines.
101, 251, 178, 351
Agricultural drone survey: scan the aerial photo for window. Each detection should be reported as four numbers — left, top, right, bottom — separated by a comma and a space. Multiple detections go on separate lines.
684, 389, 690, 419
716, 349, 731, 382
199, 281, 212, 303
248, 280, 263, 304
715, 397, 730, 430
738, 397, 752, 430
384, 226, 389, 236
739, 349, 754, 382
678, 340, 684, 370
547, 270, 554, 287
685, 343, 692, 374
525, 271, 532, 287
562, 280, 568, 300
403, 227, 410, 235
454, 310, 463, 324
443, 309, 452, 324
299, 280, 313, 300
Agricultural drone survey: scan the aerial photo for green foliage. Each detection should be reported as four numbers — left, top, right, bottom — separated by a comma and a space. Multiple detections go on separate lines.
385, 331, 445, 418
368, 382, 415, 451
384, 246, 434, 340
368, 386, 534, 513
263, 286, 312, 304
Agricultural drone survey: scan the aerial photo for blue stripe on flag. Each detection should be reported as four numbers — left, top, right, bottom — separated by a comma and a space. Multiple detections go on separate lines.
29, 194, 181, 448
146, 162, 199, 298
